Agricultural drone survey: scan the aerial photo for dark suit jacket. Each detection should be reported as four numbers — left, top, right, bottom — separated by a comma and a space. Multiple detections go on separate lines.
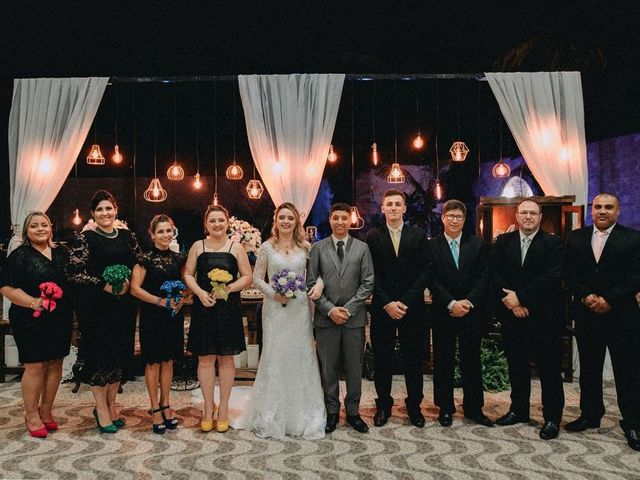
491, 229, 564, 328
565, 224, 640, 317
365, 224, 429, 313
428, 234, 489, 318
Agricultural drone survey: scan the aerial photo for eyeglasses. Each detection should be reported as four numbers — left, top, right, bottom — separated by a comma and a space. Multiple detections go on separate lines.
516, 210, 540, 217
444, 214, 465, 221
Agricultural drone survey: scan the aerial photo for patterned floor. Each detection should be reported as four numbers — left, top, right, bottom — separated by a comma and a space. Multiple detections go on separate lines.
1, 377, 638, 480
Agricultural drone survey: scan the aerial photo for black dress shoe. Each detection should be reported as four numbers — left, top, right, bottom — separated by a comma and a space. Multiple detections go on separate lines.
325, 414, 339, 433
467, 413, 495, 428
407, 408, 425, 428
495, 411, 530, 426
373, 409, 391, 427
539, 421, 560, 440
346, 415, 369, 433
438, 412, 453, 427
624, 428, 640, 451
565, 417, 600, 432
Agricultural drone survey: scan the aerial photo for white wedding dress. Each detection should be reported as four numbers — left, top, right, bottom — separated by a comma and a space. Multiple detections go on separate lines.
236, 241, 326, 439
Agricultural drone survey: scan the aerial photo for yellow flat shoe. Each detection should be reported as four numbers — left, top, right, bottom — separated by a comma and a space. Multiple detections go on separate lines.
200, 419, 215, 432
216, 420, 229, 433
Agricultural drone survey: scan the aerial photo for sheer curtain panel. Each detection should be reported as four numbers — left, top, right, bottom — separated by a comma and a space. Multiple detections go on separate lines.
485, 72, 588, 206
238, 74, 345, 220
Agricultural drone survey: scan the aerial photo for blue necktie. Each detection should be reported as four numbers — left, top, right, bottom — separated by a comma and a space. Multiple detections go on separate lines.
450, 240, 459, 268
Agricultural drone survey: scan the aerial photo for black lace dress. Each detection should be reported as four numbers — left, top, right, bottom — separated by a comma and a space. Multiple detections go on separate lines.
0, 245, 73, 363
187, 241, 246, 356
68, 229, 142, 386
138, 247, 186, 364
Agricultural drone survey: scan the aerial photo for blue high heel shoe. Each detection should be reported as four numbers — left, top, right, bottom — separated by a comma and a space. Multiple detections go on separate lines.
160, 405, 178, 430
149, 407, 166, 434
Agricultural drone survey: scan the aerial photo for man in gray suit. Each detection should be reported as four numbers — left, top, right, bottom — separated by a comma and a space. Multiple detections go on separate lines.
307, 203, 375, 434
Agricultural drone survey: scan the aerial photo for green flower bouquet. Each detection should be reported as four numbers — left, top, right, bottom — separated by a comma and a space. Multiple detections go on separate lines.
102, 264, 132, 296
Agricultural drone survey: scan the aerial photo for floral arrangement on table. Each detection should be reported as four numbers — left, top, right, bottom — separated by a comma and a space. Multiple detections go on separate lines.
160, 280, 186, 317
82, 218, 129, 232
33, 282, 63, 318
271, 269, 306, 307
227, 217, 261, 263
102, 264, 132, 296
208, 268, 233, 301
454, 337, 510, 392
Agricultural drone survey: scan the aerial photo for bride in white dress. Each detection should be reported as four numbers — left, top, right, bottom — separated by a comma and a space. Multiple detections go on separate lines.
238, 202, 326, 439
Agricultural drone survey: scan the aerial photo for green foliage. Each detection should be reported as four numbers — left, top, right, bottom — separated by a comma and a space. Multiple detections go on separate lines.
453, 337, 511, 392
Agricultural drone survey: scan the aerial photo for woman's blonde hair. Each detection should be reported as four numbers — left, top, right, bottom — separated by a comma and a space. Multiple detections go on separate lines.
21, 211, 55, 247
270, 202, 310, 253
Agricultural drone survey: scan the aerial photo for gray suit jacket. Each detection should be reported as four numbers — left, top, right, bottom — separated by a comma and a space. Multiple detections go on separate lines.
307, 236, 375, 328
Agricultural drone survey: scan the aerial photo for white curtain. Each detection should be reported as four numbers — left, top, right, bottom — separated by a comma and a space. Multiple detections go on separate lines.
485, 72, 588, 206
238, 74, 345, 220
8, 77, 108, 249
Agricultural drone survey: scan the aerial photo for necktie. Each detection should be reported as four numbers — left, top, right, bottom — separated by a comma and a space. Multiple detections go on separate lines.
450, 240, 459, 268
390, 229, 400, 257
521, 237, 530, 265
336, 240, 344, 263
593, 230, 608, 263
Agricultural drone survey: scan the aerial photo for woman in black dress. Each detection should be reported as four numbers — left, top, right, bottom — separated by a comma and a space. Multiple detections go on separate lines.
68, 190, 142, 434
0, 212, 73, 438
130, 214, 186, 434
184, 205, 252, 433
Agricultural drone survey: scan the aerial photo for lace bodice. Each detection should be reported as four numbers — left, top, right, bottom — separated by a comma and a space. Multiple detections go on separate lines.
138, 247, 186, 296
252, 241, 308, 300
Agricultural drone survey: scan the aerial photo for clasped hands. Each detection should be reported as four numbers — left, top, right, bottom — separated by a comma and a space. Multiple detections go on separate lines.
384, 301, 408, 320
329, 306, 351, 325
502, 288, 529, 318
449, 300, 472, 318
582, 293, 612, 314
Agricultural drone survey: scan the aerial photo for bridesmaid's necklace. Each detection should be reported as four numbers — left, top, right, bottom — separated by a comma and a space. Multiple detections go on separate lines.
95, 227, 118, 239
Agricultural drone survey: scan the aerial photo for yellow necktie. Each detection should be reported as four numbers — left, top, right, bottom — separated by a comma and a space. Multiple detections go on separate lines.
391, 229, 400, 256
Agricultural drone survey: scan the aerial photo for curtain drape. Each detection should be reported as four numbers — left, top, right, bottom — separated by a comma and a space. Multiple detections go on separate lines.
485, 72, 588, 206
238, 74, 345, 220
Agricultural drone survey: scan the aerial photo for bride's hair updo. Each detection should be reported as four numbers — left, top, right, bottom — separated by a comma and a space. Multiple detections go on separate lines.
271, 202, 310, 253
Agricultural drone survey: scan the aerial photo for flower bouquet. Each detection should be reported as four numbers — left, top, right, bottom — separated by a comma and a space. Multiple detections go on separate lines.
33, 282, 63, 318
160, 280, 186, 317
208, 268, 233, 301
102, 264, 132, 296
271, 269, 306, 307
228, 217, 262, 263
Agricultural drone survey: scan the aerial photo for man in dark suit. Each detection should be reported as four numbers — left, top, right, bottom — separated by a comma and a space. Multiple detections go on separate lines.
366, 189, 430, 427
428, 199, 494, 428
307, 203, 375, 434
491, 198, 565, 440
565, 192, 640, 451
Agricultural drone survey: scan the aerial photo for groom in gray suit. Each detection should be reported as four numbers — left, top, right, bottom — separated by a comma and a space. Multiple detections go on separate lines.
307, 203, 375, 434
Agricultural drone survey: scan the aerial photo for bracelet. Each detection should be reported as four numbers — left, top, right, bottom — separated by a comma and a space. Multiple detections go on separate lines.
29, 299, 36, 310
156, 297, 162, 307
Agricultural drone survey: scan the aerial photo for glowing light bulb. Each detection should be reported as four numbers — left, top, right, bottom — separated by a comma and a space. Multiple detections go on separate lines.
412, 134, 425, 150
435, 180, 443, 200
112, 145, 123, 164
371, 143, 379, 166
72, 209, 82, 226
231, 165, 238, 176
327, 144, 338, 163
213, 193, 219, 206
351, 209, 358, 224
492, 161, 511, 178
250, 187, 258, 197
194, 173, 202, 189
152, 186, 160, 198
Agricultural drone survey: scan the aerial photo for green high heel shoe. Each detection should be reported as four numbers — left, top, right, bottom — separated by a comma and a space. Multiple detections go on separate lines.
93, 408, 117, 433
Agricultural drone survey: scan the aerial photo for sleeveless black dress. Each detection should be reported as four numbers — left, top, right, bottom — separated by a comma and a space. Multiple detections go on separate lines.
138, 247, 186, 364
187, 241, 246, 356
0, 245, 73, 363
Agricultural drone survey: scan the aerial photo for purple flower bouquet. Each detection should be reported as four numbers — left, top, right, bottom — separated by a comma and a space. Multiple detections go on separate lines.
270, 269, 306, 307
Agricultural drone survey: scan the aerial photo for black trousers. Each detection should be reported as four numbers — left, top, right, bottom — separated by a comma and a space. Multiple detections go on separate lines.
432, 314, 484, 416
575, 308, 640, 429
370, 309, 428, 411
501, 317, 565, 423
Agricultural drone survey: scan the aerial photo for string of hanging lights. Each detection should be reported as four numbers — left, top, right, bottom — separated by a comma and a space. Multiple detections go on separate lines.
387, 79, 405, 184
144, 90, 168, 202
226, 83, 244, 180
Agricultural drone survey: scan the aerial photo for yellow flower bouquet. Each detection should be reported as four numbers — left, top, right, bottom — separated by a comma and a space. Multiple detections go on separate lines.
208, 268, 233, 301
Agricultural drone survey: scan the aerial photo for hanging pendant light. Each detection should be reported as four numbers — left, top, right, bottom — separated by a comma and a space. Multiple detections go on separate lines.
433, 79, 444, 200
87, 144, 105, 165
212, 192, 219, 206
111, 90, 124, 164
434, 179, 443, 200
371, 142, 380, 166
72, 209, 82, 226
326, 144, 338, 163
246, 166, 264, 199
193, 88, 203, 190
212, 76, 221, 204
412, 80, 425, 150
387, 79, 405, 184
412, 134, 425, 150
194, 172, 202, 189
347, 80, 365, 230
226, 85, 244, 180
144, 93, 168, 203
167, 82, 185, 181
492, 115, 511, 178
350, 206, 364, 230
370, 81, 380, 166
450, 80, 469, 162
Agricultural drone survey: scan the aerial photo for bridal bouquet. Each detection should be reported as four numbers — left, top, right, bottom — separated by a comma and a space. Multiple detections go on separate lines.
208, 268, 233, 301
228, 217, 262, 254
33, 282, 63, 318
160, 280, 186, 317
102, 264, 132, 296
271, 269, 306, 307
